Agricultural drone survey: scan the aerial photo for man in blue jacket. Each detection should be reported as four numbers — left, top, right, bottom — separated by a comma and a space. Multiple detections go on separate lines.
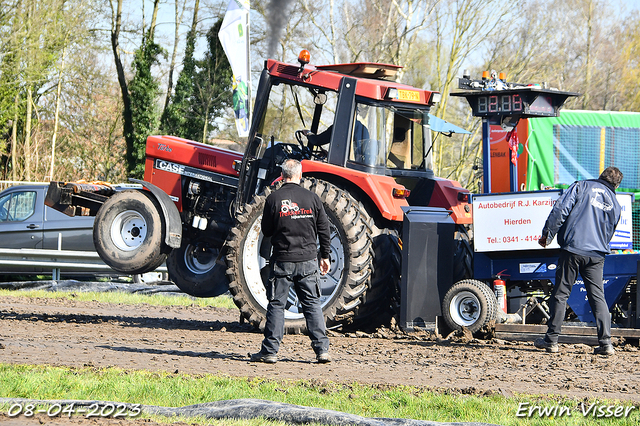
536, 167, 623, 356
250, 159, 332, 364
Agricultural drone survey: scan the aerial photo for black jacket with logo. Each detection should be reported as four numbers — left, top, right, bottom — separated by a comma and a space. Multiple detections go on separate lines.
262, 182, 331, 262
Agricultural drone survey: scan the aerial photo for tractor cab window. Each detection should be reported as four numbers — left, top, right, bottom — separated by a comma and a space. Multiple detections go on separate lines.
349, 101, 431, 171
349, 103, 386, 167
386, 108, 430, 170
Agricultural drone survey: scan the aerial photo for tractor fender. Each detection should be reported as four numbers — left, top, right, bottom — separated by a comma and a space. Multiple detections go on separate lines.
129, 178, 182, 249
301, 161, 407, 221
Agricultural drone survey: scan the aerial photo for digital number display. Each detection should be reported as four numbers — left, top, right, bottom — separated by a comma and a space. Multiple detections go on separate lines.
477, 94, 523, 114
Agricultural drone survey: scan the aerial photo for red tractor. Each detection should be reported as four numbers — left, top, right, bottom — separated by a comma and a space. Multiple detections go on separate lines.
47, 51, 472, 332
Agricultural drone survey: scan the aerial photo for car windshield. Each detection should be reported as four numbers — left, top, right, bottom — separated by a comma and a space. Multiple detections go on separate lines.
348, 101, 431, 171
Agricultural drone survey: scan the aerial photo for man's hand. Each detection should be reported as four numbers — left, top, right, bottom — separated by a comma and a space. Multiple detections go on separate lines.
538, 235, 548, 247
319, 258, 331, 275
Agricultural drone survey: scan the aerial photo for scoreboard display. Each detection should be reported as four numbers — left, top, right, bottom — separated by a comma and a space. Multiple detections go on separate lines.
452, 79, 579, 119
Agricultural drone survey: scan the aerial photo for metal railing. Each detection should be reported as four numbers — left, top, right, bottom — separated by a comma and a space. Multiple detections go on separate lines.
0, 248, 167, 280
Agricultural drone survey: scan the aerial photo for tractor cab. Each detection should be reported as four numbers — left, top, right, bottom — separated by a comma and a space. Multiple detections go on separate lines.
236, 51, 468, 221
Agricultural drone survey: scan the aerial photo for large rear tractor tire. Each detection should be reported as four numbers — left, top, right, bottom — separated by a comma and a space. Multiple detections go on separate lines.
453, 225, 473, 283
167, 239, 229, 298
225, 179, 373, 333
442, 279, 497, 334
93, 190, 168, 275
346, 229, 400, 330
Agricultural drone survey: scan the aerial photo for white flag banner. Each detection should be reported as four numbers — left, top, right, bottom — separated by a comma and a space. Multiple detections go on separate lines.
218, 0, 250, 137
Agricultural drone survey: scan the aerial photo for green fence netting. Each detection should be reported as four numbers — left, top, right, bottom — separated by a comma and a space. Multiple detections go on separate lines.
526, 110, 640, 248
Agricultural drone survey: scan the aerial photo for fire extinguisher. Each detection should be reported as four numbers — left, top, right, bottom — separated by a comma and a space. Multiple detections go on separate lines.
493, 277, 507, 313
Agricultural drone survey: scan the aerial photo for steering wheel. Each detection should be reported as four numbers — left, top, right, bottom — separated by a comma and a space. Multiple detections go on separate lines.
295, 130, 312, 159
295, 129, 329, 161
295, 129, 309, 147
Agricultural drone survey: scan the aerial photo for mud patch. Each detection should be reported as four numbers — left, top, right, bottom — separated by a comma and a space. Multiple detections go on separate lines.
1, 294, 639, 424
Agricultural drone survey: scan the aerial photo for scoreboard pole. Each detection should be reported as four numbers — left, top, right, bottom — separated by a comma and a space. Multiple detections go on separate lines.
510, 132, 518, 192
482, 118, 491, 194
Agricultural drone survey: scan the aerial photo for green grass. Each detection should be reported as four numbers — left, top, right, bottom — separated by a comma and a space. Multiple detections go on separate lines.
0, 290, 638, 425
0, 288, 236, 309
0, 364, 638, 425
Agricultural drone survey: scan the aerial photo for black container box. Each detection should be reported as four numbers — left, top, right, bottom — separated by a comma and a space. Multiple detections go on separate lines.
400, 207, 455, 331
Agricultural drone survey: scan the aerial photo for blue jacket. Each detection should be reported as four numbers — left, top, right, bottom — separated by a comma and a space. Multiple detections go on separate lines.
541, 179, 621, 258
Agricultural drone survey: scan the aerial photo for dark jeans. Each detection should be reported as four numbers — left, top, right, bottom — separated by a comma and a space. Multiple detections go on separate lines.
260, 259, 329, 355
545, 250, 611, 346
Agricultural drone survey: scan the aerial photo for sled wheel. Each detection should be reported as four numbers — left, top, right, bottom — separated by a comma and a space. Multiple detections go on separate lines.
442, 279, 497, 334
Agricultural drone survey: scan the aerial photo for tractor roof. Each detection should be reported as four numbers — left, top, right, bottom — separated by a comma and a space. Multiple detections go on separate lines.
265, 58, 438, 107
314, 62, 401, 80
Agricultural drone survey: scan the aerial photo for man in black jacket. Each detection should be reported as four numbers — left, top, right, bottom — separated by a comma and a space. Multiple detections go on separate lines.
250, 159, 332, 364
535, 166, 623, 356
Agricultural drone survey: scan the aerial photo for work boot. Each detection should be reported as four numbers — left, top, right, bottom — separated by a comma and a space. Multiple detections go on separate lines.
316, 352, 332, 363
249, 351, 278, 364
594, 344, 615, 356
534, 337, 559, 353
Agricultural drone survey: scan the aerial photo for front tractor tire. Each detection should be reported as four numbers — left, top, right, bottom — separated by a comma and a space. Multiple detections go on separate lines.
225, 179, 373, 333
93, 190, 168, 275
167, 239, 229, 298
442, 279, 498, 334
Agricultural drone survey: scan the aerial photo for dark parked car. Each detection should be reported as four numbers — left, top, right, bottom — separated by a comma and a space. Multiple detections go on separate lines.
0, 184, 95, 251
0, 183, 167, 282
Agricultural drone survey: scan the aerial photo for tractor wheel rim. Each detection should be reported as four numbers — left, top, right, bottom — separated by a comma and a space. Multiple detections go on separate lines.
449, 290, 481, 326
111, 210, 147, 252
242, 214, 345, 320
184, 243, 217, 274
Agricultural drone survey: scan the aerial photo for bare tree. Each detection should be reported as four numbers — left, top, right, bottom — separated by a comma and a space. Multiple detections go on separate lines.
299, 0, 440, 82
618, 12, 640, 111
162, 0, 190, 115
48, 47, 65, 181
109, 0, 134, 170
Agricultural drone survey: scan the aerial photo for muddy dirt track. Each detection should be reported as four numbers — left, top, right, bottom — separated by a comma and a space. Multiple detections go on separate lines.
0, 294, 639, 424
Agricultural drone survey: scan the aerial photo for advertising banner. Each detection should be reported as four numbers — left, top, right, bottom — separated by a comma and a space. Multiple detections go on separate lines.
472, 191, 633, 252
487, 124, 528, 193
611, 193, 633, 250
218, 0, 250, 137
